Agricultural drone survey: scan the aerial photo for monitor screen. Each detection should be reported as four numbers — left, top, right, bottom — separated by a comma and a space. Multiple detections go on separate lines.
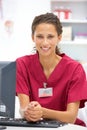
0, 61, 16, 118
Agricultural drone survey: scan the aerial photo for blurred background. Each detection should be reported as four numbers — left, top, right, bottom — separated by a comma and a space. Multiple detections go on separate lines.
0, 0, 87, 76
0, 0, 50, 61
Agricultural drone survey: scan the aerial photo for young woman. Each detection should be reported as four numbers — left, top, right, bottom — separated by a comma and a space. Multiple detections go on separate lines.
16, 13, 87, 126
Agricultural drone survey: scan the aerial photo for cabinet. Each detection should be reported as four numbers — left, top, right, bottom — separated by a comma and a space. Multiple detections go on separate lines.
51, 0, 87, 74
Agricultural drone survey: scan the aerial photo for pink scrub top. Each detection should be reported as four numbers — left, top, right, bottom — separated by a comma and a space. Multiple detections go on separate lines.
16, 53, 87, 126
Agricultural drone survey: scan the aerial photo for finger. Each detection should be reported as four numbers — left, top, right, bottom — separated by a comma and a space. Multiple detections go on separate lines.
25, 114, 40, 122
28, 101, 39, 108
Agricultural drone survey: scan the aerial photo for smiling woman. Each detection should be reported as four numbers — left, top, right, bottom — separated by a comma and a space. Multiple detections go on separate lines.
16, 12, 87, 127
32, 23, 61, 59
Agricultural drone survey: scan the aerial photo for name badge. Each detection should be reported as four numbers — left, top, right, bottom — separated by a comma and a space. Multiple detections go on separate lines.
38, 87, 53, 97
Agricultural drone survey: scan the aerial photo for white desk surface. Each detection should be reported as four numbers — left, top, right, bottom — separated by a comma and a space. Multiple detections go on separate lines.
3, 124, 87, 130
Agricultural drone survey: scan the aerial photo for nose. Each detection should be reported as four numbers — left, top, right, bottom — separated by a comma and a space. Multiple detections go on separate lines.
43, 38, 48, 45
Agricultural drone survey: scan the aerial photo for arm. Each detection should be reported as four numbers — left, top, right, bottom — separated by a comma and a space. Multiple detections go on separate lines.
42, 101, 80, 124
18, 93, 80, 124
18, 93, 30, 109
26, 101, 80, 123
17, 94, 43, 121
17, 94, 30, 117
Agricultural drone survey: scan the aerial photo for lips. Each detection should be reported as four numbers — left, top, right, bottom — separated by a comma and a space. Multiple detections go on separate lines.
41, 47, 50, 51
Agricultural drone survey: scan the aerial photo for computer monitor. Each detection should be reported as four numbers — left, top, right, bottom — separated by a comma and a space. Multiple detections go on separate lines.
0, 61, 16, 118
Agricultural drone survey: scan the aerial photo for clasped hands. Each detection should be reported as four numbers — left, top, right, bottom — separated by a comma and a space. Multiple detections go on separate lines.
20, 101, 43, 122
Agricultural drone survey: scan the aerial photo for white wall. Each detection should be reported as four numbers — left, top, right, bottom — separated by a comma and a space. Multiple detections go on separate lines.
0, 0, 50, 117
0, 0, 51, 61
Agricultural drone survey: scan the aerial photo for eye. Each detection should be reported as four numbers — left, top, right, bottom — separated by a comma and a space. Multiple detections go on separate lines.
48, 35, 54, 39
36, 35, 43, 39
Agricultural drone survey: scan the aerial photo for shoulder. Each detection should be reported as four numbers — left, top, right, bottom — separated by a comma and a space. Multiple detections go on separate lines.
60, 53, 85, 74
16, 53, 37, 63
16, 53, 38, 67
61, 53, 81, 66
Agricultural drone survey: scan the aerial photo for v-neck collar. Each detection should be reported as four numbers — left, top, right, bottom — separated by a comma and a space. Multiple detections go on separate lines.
35, 53, 66, 82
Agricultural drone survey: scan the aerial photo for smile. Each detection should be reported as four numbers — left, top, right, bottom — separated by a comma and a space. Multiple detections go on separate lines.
41, 47, 50, 51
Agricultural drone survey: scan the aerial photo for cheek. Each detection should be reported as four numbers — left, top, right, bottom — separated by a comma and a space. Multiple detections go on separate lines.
34, 38, 42, 44
35, 41, 41, 47
35, 40, 41, 49
50, 40, 58, 47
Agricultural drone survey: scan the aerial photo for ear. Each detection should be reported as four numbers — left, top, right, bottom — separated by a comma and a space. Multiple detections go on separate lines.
32, 35, 34, 42
58, 34, 62, 41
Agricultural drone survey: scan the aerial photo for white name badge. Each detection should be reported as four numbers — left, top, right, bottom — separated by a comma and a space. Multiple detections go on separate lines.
38, 87, 53, 97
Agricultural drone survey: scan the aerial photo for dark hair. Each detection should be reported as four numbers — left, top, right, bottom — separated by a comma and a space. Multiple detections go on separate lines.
31, 13, 63, 54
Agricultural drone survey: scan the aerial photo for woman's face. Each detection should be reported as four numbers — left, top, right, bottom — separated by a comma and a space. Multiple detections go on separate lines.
32, 23, 61, 57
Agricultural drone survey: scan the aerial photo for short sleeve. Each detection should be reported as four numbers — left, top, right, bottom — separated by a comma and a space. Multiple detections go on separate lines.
67, 64, 87, 108
16, 58, 30, 96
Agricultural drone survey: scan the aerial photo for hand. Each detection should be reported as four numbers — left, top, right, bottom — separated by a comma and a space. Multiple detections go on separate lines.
24, 101, 43, 122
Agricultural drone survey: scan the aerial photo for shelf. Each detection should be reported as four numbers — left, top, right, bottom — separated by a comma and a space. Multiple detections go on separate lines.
51, 0, 87, 20
60, 19, 87, 23
51, 0, 87, 64
60, 41, 87, 45
51, 0, 87, 2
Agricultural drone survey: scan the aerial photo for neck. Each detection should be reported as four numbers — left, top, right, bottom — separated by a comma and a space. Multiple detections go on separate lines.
39, 54, 61, 70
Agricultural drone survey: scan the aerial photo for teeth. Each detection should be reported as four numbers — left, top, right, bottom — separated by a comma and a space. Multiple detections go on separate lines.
42, 47, 49, 51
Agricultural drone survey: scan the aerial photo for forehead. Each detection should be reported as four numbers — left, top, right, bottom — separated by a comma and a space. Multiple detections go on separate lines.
35, 23, 57, 33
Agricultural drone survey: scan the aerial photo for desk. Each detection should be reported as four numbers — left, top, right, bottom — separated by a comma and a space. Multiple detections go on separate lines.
3, 124, 87, 130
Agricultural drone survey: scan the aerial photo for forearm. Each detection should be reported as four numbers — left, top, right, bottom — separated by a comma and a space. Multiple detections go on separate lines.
18, 94, 30, 109
42, 107, 77, 124
17, 94, 30, 118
